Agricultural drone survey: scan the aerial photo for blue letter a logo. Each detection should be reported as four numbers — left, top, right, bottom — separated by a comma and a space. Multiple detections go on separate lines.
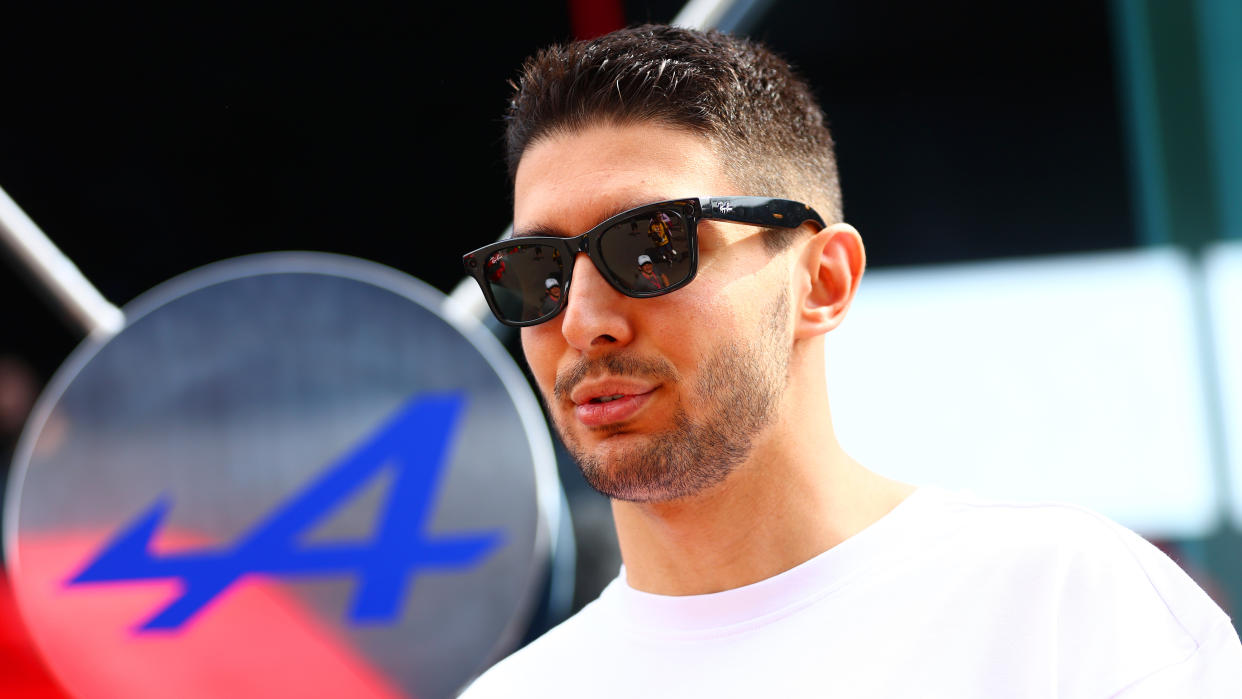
69, 393, 504, 632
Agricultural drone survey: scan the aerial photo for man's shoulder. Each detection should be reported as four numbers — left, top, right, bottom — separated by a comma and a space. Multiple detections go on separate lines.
926, 488, 1182, 562
458, 589, 615, 698
927, 490, 1204, 591
922, 489, 1239, 684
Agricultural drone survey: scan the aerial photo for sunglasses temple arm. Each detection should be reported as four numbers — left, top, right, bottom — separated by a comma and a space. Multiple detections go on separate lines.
702, 197, 825, 229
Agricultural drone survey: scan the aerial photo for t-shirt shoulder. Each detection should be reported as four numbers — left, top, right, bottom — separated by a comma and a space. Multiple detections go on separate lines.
937, 488, 1228, 627
457, 595, 611, 698
928, 488, 1237, 694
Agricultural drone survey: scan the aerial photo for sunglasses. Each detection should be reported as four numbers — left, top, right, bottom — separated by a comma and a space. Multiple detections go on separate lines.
462, 196, 825, 327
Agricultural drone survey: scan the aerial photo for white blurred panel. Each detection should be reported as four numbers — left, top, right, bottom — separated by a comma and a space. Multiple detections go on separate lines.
1206, 242, 1242, 527
827, 248, 1217, 537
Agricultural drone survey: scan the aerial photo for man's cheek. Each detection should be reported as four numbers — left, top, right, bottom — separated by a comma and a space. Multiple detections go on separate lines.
519, 337, 556, 402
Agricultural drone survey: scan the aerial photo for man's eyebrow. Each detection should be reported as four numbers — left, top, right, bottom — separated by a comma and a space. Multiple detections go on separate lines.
509, 224, 561, 240
510, 197, 669, 240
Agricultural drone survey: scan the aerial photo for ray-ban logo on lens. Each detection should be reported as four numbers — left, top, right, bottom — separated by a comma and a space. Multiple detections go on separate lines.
67, 393, 503, 632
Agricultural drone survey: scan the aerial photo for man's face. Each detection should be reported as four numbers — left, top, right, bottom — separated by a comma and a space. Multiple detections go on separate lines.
640, 262, 653, 274
515, 123, 794, 503
548, 286, 561, 300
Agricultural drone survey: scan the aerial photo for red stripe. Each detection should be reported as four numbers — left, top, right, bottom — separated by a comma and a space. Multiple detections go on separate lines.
568, 0, 625, 40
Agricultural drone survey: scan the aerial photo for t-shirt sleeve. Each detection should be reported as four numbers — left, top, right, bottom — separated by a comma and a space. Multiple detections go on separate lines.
1111, 618, 1242, 698
1051, 512, 1242, 697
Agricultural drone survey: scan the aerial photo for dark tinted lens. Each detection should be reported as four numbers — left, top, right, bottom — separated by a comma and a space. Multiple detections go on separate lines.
597, 209, 693, 295
482, 244, 566, 323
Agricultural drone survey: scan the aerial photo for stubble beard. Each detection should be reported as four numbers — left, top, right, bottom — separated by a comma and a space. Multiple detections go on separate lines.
551, 290, 791, 503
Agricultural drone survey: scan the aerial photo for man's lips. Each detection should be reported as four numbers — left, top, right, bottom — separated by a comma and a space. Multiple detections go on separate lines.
573, 391, 655, 427
569, 380, 659, 428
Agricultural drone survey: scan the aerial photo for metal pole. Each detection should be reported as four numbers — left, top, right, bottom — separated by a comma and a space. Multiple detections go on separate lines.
0, 186, 125, 338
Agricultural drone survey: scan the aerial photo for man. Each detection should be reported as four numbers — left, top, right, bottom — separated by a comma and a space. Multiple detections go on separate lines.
633, 254, 668, 291
648, 210, 679, 261
461, 25, 1241, 697
540, 277, 563, 316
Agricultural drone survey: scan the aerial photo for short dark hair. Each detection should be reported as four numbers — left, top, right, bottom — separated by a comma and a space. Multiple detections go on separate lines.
505, 24, 842, 251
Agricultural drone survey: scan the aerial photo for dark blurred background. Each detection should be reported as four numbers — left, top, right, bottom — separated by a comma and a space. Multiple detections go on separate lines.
1, 1, 1144, 381
2, 0, 1239, 693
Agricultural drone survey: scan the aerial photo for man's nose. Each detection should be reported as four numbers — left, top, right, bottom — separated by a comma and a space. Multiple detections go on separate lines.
559, 253, 634, 351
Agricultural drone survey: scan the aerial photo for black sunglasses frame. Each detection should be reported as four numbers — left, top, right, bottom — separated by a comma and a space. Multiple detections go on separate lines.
462, 196, 825, 328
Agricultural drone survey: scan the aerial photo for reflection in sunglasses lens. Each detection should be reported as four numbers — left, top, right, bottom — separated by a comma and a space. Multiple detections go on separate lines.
486, 243, 566, 323
599, 210, 693, 294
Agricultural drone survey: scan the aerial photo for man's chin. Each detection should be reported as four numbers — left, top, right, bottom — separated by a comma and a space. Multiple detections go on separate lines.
571, 438, 710, 503
567, 429, 646, 467
556, 416, 640, 452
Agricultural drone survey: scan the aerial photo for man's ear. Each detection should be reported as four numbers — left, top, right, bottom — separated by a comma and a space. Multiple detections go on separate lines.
794, 222, 865, 340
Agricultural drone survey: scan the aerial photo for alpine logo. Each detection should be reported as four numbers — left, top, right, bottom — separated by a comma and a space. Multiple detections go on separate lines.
67, 393, 504, 632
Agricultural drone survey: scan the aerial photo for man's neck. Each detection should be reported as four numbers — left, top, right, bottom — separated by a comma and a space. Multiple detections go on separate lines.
610, 385, 915, 597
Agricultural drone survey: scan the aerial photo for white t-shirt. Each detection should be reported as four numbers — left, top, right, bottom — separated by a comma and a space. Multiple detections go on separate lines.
461, 488, 1242, 698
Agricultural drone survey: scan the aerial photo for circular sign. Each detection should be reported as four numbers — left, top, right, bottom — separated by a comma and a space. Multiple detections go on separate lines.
4, 253, 562, 698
